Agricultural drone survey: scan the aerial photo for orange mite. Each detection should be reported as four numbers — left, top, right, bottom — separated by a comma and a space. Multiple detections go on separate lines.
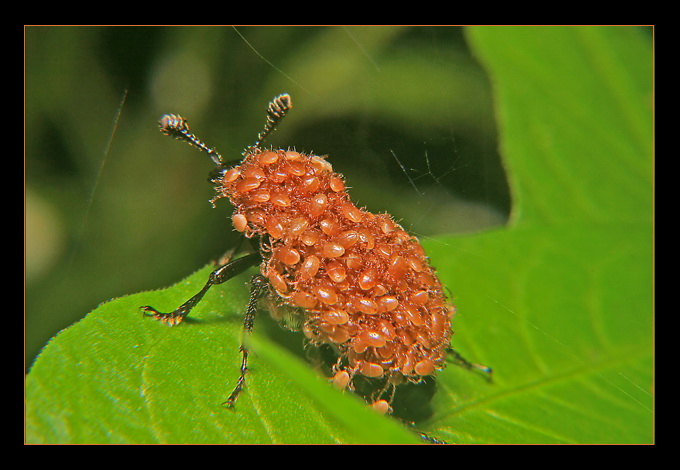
142, 94, 489, 411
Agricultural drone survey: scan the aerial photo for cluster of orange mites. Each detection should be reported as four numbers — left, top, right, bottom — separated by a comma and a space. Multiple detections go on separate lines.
213, 147, 454, 386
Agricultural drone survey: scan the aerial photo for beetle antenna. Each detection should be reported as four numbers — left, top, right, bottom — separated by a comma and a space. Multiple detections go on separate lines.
252, 93, 292, 149
159, 114, 223, 166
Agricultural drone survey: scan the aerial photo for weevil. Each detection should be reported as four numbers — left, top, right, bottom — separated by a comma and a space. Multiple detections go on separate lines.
141, 94, 490, 415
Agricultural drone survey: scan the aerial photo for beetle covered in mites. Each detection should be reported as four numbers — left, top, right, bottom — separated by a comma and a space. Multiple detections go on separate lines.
141, 94, 488, 415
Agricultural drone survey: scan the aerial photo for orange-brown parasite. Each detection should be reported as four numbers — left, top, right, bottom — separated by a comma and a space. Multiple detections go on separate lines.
141, 94, 490, 424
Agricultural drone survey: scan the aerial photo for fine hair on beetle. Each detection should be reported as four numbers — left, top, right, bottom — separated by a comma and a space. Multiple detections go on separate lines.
142, 94, 491, 419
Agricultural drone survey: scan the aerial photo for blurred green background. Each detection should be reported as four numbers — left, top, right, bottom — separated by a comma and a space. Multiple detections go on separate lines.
25, 26, 509, 368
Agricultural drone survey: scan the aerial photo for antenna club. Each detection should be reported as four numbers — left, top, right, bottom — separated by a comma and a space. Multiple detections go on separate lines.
159, 114, 189, 136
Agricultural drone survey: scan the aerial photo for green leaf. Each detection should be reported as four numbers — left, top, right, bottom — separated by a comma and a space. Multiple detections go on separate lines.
26, 26, 653, 444
423, 224, 652, 443
468, 26, 652, 227
419, 26, 652, 443
26, 266, 419, 444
